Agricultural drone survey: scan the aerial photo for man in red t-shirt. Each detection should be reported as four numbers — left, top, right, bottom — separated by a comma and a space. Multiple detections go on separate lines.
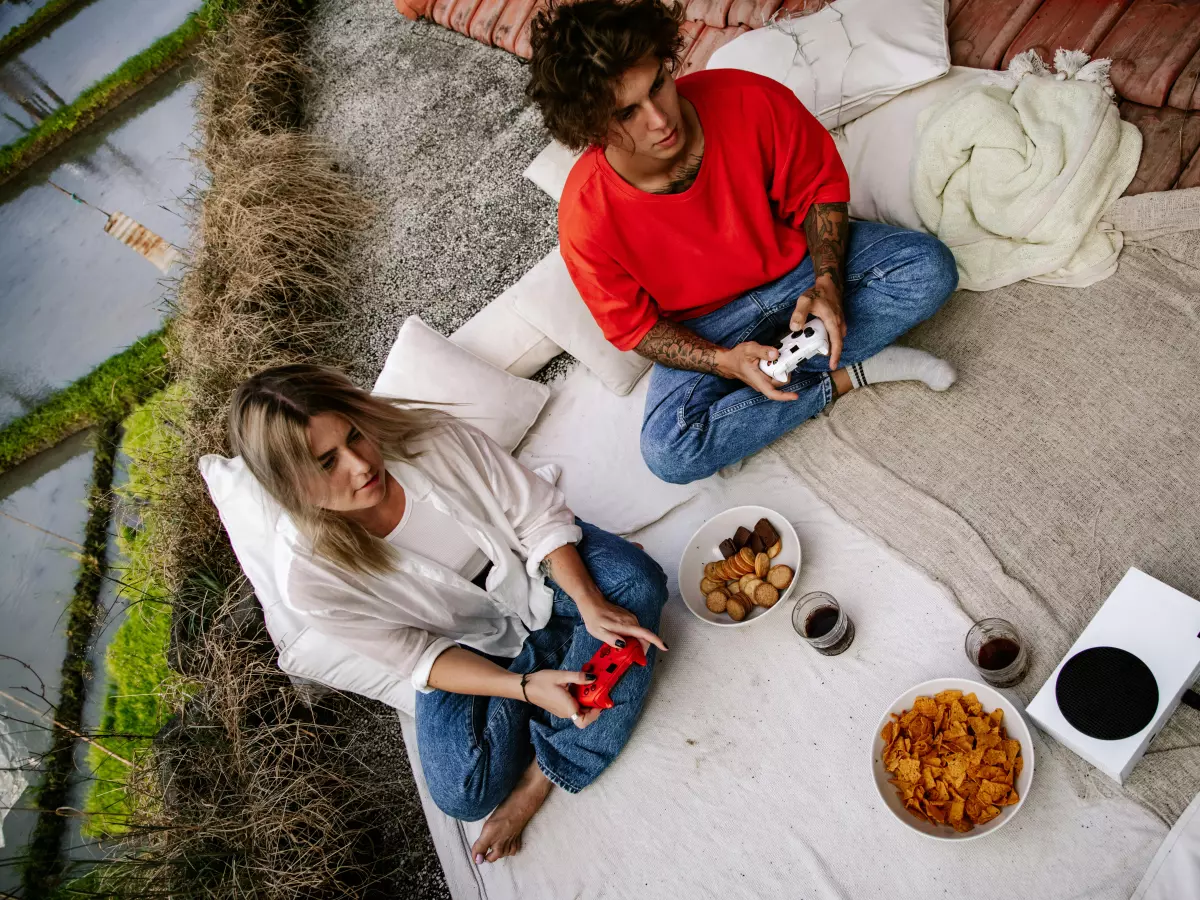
527, 0, 959, 484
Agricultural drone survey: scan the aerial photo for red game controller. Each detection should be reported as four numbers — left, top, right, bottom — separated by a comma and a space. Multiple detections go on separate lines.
570, 641, 647, 710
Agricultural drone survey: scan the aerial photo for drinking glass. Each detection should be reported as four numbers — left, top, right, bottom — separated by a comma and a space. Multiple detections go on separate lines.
792, 591, 855, 656
965, 618, 1029, 688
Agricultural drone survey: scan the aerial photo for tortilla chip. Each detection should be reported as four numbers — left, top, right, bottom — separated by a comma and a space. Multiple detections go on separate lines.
913, 696, 938, 718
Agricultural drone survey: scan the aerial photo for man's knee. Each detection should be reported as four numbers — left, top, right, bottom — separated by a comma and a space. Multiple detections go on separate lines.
894, 232, 958, 317
640, 429, 710, 485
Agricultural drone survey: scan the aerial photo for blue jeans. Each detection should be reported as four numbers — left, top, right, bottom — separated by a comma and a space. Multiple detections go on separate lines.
415, 521, 668, 821
641, 222, 958, 484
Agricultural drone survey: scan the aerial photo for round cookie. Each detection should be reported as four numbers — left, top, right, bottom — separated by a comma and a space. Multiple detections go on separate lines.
754, 552, 769, 578
767, 565, 794, 589
754, 582, 780, 608
706, 589, 730, 613
726, 596, 749, 621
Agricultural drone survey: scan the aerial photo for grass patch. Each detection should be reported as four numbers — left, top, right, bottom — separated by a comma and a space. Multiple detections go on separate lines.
0, 330, 168, 475
81, 388, 182, 839
0, 0, 90, 60
0, 7, 208, 183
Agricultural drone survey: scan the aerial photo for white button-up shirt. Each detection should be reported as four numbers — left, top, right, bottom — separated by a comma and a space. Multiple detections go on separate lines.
278, 421, 582, 692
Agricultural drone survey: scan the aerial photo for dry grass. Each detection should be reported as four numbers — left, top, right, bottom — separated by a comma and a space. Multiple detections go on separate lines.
67, 2, 446, 897
151, 0, 370, 593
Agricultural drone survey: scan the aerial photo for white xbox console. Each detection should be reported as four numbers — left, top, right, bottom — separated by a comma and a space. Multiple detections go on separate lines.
759, 319, 830, 383
1027, 568, 1200, 784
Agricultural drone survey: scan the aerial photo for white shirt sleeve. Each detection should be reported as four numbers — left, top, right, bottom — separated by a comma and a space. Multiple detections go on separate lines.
455, 424, 582, 576
287, 561, 455, 692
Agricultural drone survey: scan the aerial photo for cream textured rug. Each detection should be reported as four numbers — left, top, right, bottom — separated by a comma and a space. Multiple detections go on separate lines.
773, 188, 1200, 825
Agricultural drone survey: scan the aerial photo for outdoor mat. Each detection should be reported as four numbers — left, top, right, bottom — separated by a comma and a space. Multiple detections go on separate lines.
772, 187, 1200, 825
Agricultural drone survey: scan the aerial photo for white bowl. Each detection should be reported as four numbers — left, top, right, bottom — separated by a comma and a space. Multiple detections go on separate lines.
870, 677, 1035, 841
677, 505, 801, 627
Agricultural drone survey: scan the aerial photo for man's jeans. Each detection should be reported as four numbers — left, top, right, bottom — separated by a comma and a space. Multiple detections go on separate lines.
415, 521, 668, 821
640, 222, 958, 484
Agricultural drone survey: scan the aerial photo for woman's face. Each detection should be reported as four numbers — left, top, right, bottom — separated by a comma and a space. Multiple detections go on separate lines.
305, 412, 388, 512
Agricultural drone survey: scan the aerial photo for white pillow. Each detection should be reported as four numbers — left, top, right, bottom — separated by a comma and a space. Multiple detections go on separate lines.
706, 0, 950, 129
376, 316, 551, 451
833, 67, 995, 231
199, 454, 421, 716
522, 140, 581, 204
512, 248, 652, 396
449, 288, 562, 379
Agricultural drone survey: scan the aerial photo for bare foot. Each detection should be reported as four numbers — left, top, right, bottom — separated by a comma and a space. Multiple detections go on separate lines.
472, 761, 552, 864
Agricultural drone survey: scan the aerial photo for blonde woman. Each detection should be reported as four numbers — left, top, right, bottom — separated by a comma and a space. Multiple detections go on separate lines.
228, 364, 669, 864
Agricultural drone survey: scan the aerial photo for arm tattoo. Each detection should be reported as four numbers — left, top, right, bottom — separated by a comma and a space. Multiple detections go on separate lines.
801, 201, 849, 293
634, 319, 724, 374
654, 153, 703, 195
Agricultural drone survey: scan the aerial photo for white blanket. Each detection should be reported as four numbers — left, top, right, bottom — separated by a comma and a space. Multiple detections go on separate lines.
913, 51, 1141, 291
400, 366, 1168, 900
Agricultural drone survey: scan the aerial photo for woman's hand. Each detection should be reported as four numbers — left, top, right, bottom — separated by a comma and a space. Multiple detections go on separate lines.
523, 670, 603, 728
579, 596, 668, 655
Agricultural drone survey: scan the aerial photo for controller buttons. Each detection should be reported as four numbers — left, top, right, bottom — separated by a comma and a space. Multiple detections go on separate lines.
803, 327, 814, 337
606, 663, 618, 673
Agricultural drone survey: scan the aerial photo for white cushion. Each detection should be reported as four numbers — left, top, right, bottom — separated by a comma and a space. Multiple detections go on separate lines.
449, 288, 562, 379
199, 454, 421, 716
511, 248, 652, 396
376, 316, 551, 451
706, 0, 950, 129
522, 140, 581, 204
200, 321, 557, 715
832, 67, 995, 231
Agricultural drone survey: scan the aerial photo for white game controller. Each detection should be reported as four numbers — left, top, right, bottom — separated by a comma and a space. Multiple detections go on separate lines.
759, 318, 830, 383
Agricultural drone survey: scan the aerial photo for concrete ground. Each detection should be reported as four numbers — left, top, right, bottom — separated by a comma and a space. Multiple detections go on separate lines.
305, 2, 570, 894
306, 0, 565, 386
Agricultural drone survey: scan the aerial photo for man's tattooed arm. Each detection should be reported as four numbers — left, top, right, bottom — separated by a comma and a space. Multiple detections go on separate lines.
634, 319, 725, 374
801, 201, 849, 294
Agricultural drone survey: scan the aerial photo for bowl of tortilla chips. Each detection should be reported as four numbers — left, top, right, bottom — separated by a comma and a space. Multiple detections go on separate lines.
871, 678, 1035, 840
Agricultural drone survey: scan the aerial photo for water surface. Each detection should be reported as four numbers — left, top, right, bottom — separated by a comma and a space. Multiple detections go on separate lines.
0, 66, 197, 426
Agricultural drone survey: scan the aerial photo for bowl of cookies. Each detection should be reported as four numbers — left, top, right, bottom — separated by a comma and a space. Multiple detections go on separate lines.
678, 506, 799, 627
871, 678, 1035, 841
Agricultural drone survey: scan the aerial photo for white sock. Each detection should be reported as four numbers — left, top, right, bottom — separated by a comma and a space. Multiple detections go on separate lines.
845, 346, 956, 392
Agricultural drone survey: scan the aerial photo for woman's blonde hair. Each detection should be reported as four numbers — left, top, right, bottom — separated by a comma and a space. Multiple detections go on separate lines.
228, 363, 436, 576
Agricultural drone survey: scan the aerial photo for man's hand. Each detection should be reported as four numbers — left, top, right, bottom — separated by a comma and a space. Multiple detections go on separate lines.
716, 342, 800, 401
790, 274, 846, 370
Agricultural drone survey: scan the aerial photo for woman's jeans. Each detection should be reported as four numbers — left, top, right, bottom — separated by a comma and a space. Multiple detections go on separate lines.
640, 222, 958, 484
415, 521, 669, 821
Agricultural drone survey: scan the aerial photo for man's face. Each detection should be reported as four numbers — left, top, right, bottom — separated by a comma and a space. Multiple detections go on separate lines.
606, 54, 685, 159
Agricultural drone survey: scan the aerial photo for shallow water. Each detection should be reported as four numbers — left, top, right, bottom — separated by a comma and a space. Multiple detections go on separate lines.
0, 0, 55, 36
0, 0, 200, 143
0, 431, 94, 882
0, 66, 197, 426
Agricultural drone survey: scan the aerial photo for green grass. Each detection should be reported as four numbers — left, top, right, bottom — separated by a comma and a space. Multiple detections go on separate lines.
0, 0, 90, 60
0, 11, 208, 181
0, 329, 168, 475
82, 388, 183, 839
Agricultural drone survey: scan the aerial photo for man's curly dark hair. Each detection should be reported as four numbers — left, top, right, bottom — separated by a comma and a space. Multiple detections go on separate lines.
526, 0, 686, 152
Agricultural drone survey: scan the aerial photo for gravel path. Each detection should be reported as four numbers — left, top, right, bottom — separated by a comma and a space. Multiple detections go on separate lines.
306, 0, 565, 385
304, 3, 572, 895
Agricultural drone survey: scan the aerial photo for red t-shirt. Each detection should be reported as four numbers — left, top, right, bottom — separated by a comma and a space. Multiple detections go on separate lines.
559, 69, 850, 351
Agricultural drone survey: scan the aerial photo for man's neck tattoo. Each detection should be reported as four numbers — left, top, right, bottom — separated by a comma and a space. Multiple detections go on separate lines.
654, 152, 703, 195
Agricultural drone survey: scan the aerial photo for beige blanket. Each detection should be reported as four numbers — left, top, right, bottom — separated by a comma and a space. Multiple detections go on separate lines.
773, 188, 1200, 825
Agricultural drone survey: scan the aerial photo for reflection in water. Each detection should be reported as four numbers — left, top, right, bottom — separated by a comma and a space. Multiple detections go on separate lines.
0, 438, 94, 877
0, 67, 198, 426
0, 0, 200, 143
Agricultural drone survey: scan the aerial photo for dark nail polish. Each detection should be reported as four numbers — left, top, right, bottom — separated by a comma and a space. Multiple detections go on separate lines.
587, 673, 597, 681
615, 639, 626, 648
663, 642, 670, 650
